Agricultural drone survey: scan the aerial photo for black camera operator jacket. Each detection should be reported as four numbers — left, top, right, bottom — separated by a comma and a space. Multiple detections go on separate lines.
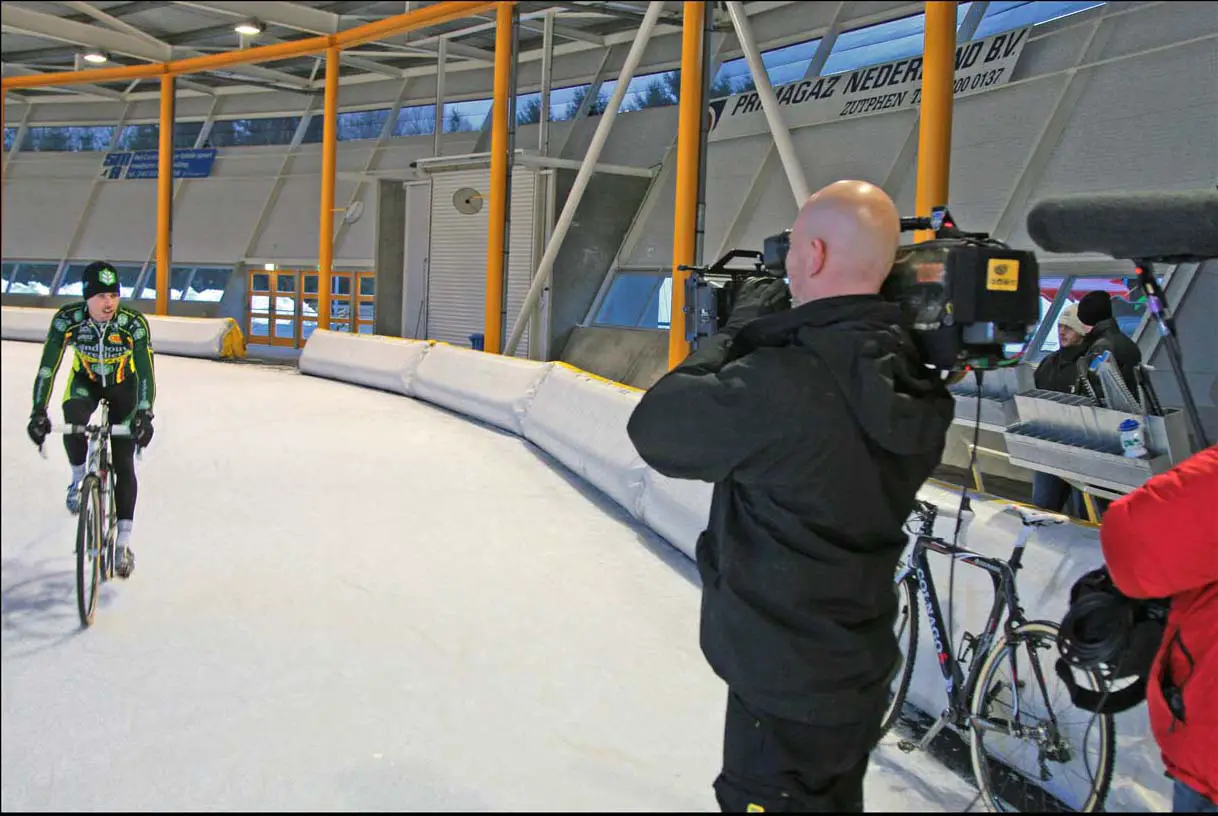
627, 293, 955, 726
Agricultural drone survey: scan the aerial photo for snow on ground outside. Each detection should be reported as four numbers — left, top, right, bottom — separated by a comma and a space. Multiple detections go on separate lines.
4, 339, 981, 810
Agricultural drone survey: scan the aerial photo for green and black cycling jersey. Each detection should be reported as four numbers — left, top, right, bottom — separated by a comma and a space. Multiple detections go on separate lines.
32, 303, 156, 412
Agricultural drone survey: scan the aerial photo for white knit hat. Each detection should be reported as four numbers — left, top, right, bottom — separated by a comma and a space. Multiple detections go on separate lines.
1058, 302, 1091, 336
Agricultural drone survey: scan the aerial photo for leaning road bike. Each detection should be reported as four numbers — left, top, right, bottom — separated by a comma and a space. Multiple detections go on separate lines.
879, 499, 1115, 812
40, 399, 135, 628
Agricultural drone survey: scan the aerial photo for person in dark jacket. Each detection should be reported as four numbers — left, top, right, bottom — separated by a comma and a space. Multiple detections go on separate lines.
627, 180, 955, 813
1076, 290, 1143, 401
1031, 302, 1091, 516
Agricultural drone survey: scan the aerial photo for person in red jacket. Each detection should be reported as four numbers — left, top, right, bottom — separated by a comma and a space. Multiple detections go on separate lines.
1100, 445, 1218, 812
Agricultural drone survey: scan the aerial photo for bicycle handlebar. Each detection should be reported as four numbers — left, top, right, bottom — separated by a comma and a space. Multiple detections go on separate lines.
49, 423, 133, 437
38, 423, 140, 461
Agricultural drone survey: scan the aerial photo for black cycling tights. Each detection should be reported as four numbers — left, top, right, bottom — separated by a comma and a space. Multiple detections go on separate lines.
63, 375, 138, 522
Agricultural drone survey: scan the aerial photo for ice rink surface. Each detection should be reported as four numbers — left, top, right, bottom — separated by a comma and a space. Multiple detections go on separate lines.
1, 339, 978, 811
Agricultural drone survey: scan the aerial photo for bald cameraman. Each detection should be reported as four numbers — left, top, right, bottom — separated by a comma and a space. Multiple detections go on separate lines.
627, 180, 955, 812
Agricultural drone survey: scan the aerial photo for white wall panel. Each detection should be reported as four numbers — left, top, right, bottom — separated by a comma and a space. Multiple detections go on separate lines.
4, 153, 101, 180
1, 178, 95, 259
174, 178, 277, 263
334, 186, 378, 263
249, 177, 360, 261
947, 76, 1065, 232
733, 111, 918, 254
74, 182, 159, 261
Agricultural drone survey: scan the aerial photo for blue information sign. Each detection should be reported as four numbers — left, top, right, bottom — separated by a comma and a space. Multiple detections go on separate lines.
100, 148, 217, 180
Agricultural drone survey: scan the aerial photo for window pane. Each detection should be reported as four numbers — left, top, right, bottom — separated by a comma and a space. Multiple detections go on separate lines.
116, 124, 160, 151
183, 268, 232, 301
4, 127, 16, 152
174, 121, 205, 148
516, 92, 544, 125
5, 262, 59, 295
761, 39, 821, 86
973, 1, 1104, 39
208, 116, 300, 147
821, 6, 971, 76
22, 125, 115, 152
393, 104, 437, 137
58, 262, 142, 298
594, 272, 667, 327
639, 277, 673, 329
300, 115, 324, 145
138, 265, 193, 300
549, 84, 603, 122
443, 98, 491, 133
712, 38, 822, 95
337, 108, 390, 141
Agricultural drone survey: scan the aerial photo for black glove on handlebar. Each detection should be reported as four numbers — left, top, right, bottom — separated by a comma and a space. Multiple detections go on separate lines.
27, 408, 51, 447
724, 277, 791, 336
131, 410, 155, 448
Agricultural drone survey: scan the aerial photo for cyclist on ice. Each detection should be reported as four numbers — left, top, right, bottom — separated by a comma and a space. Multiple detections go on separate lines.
26, 260, 156, 579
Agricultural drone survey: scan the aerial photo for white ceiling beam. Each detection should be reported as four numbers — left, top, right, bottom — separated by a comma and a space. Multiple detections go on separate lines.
403, 40, 496, 64
1, 62, 125, 99
57, 1, 174, 51
171, 1, 340, 35
1, 4, 173, 61
473, 13, 604, 46
166, 2, 398, 80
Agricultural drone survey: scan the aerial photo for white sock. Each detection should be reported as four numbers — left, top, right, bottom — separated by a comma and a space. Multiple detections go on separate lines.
117, 520, 133, 549
71, 464, 86, 484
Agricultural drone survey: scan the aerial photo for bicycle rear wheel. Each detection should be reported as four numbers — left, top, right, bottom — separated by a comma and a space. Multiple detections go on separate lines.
879, 575, 919, 737
75, 475, 103, 628
968, 620, 1114, 812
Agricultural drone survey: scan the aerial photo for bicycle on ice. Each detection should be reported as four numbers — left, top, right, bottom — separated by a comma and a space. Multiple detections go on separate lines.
39, 398, 137, 629
879, 498, 1115, 812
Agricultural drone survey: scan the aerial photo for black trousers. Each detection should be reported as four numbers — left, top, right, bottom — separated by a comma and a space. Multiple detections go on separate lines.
63, 372, 138, 522
713, 691, 881, 813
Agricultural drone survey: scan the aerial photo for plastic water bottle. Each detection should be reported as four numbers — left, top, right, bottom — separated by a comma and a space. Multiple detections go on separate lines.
1119, 418, 1149, 458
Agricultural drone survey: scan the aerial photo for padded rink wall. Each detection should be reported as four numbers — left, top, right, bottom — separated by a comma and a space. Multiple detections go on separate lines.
300, 329, 1167, 812
0, 306, 246, 359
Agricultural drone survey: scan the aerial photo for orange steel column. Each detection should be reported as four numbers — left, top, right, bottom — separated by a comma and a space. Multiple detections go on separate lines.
156, 75, 175, 316
915, 1, 957, 242
318, 46, 340, 330
484, 2, 514, 355
668, 0, 705, 370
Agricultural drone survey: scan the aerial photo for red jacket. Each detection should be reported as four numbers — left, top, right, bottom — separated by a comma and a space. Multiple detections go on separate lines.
1101, 446, 1218, 802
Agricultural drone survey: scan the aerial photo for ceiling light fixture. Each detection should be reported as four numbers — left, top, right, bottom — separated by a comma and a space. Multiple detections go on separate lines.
82, 49, 109, 64
234, 19, 266, 36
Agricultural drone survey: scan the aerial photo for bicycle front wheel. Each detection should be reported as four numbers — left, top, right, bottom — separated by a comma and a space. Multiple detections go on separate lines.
968, 620, 1114, 812
879, 574, 919, 737
75, 475, 103, 628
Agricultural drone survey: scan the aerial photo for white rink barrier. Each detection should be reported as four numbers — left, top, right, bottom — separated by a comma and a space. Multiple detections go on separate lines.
299, 330, 427, 396
410, 342, 554, 436
297, 331, 1167, 811
520, 364, 649, 515
1, 306, 246, 359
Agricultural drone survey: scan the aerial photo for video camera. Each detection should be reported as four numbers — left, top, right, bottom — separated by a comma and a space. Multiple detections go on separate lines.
680, 207, 1042, 372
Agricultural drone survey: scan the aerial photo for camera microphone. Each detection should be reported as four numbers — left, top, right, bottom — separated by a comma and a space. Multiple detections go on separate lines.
1026, 189, 1218, 263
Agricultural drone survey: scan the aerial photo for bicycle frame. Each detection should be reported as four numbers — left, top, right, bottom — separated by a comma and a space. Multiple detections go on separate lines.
896, 504, 1031, 718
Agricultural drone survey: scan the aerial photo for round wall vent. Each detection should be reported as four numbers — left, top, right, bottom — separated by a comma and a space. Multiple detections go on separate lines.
452, 187, 484, 215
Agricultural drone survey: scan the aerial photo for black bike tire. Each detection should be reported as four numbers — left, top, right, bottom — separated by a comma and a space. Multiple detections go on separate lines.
75, 475, 102, 628
879, 575, 919, 737
968, 620, 1114, 813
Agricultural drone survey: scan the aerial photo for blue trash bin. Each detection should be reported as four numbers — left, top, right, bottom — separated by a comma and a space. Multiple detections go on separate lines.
468, 333, 485, 351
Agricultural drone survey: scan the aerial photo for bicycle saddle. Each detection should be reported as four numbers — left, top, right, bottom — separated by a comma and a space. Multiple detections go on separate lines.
1009, 505, 1068, 527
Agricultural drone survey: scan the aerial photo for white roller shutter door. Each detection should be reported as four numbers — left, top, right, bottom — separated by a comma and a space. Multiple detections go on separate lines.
426, 166, 536, 357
